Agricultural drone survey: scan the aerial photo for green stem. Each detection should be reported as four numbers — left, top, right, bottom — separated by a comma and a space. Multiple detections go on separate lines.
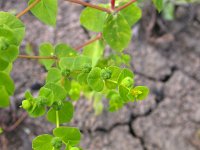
56, 111, 59, 128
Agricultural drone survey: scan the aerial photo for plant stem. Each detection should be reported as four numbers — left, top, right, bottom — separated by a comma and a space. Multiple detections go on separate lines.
65, 0, 111, 13
114, 0, 137, 13
56, 111, 59, 128
75, 33, 102, 50
111, 0, 115, 10
16, 0, 41, 18
3, 112, 28, 132
18, 55, 57, 60
18, 33, 102, 60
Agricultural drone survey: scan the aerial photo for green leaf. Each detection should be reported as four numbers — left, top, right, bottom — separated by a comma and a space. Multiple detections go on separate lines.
55, 43, 77, 58
77, 73, 88, 85
45, 83, 67, 101
39, 43, 55, 70
118, 85, 130, 102
25, 90, 34, 99
0, 28, 16, 46
3, 63, 12, 74
0, 71, 15, 95
108, 93, 123, 112
129, 86, 150, 100
87, 67, 104, 92
46, 68, 62, 83
47, 102, 74, 124
105, 66, 121, 89
103, 14, 131, 51
80, 7, 107, 32
39, 87, 54, 106
32, 134, 54, 150
120, 4, 142, 26
0, 12, 25, 45
0, 86, 10, 107
0, 57, 9, 71
60, 77, 71, 92
93, 93, 103, 115
28, 98, 46, 117
0, 45, 19, 62
83, 39, 104, 67
69, 81, 81, 101
29, 0, 58, 25
162, 2, 174, 20
118, 68, 134, 84
59, 57, 75, 71
152, 0, 163, 12
73, 56, 92, 71
53, 127, 81, 146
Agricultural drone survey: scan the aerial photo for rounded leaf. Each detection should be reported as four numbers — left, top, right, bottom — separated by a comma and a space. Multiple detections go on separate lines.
103, 14, 131, 51
53, 127, 81, 146
0, 71, 15, 95
39, 43, 55, 70
32, 134, 54, 150
0, 12, 25, 45
29, 0, 58, 25
0, 86, 10, 107
47, 102, 74, 124
46, 68, 62, 83
87, 67, 104, 92
80, 7, 107, 32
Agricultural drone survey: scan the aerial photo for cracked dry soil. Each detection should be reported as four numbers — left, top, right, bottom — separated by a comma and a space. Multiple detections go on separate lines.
0, 0, 200, 150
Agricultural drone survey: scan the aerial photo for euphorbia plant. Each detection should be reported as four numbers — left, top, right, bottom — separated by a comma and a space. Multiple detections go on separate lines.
0, 0, 164, 149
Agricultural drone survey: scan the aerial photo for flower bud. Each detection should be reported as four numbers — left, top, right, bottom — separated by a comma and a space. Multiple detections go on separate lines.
101, 68, 112, 80
51, 137, 62, 149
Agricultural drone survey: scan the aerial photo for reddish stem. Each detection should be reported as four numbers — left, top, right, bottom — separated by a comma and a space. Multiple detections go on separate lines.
114, 0, 137, 13
111, 0, 115, 10
3, 112, 28, 132
16, 0, 41, 18
75, 33, 102, 50
65, 0, 111, 13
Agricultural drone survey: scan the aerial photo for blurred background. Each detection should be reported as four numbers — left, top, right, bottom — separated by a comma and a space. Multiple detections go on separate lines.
0, 0, 200, 149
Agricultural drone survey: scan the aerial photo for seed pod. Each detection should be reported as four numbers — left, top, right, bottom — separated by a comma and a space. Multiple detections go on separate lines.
101, 68, 112, 80
61, 69, 70, 77
22, 100, 31, 110
82, 63, 92, 73
51, 137, 62, 149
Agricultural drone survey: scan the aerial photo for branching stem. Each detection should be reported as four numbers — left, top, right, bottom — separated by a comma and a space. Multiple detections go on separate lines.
114, 0, 137, 13
65, 0, 112, 13
75, 33, 102, 50
16, 0, 41, 18
111, 0, 115, 10
18, 33, 102, 60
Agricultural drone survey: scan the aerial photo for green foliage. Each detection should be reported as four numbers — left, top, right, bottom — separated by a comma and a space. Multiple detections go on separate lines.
47, 102, 74, 124
120, 3, 142, 26
39, 43, 55, 70
103, 13, 131, 51
29, 0, 58, 25
83, 39, 104, 67
32, 134, 54, 150
80, 7, 107, 32
87, 67, 104, 92
53, 127, 81, 146
0, 0, 162, 149
152, 0, 163, 12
